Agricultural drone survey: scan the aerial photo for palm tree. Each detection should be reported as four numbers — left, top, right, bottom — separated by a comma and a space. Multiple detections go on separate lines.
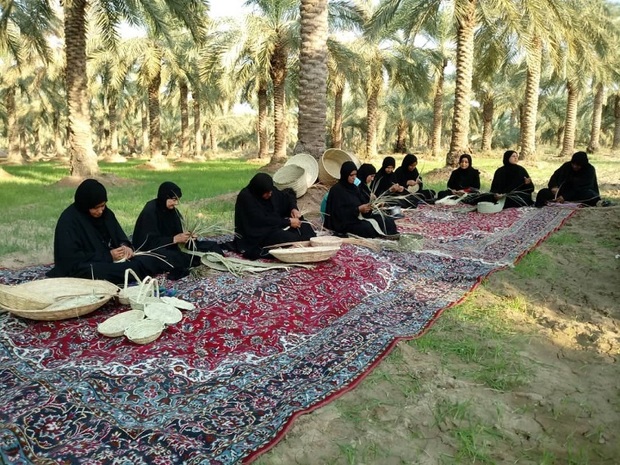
295, 0, 329, 159
61, 0, 207, 176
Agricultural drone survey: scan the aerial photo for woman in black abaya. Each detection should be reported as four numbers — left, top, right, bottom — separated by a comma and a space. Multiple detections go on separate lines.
394, 153, 436, 202
325, 161, 397, 238
133, 181, 223, 280
47, 179, 157, 284
475, 150, 534, 209
234, 173, 315, 259
437, 153, 481, 202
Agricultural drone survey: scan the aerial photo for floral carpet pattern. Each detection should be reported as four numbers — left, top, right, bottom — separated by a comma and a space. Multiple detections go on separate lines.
0, 206, 575, 464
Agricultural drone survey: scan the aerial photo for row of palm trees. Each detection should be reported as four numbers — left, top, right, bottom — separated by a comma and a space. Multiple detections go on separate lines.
1, 0, 619, 177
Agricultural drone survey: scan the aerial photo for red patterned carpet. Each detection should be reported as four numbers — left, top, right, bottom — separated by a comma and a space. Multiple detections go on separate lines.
0, 205, 575, 464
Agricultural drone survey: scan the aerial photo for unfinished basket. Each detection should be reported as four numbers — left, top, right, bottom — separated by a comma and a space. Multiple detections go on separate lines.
309, 235, 344, 248
319, 149, 361, 186
273, 164, 308, 198
477, 197, 505, 214
124, 319, 165, 345
127, 276, 159, 310
98, 310, 145, 337
285, 153, 319, 188
118, 269, 148, 305
270, 245, 340, 264
144, 302, 183, 325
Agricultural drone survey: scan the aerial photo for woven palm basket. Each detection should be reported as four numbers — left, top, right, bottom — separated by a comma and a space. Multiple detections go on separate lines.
270, 245, 340, 263
124, 319, 165, 344
98, 310, 145, 337
273, 164, 308, 198
309, 235, 344, 248
319, 149, 360, 186
118, 269, 149, 305
0, 278, 119, 321
285, 153, 319, 188
144, 302, 183, 325
477, 197, 505, 214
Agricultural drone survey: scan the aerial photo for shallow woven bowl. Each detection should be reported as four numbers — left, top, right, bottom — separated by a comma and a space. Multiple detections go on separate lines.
0, 278, 118, 311
144, 302, 183, 325
285, 153, 319, 188
309, 236, 344, 248
319, 149, 360, 186
124, 319, 165, 344
273, 164, 308, 198
98, 310, 145, 337
270, 245, 340, 263
477, 201, 503, 214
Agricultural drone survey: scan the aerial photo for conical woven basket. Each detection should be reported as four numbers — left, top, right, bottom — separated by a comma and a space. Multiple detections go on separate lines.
98, 310, 145, 337
144, 302, 183, 325
124, 319, 165, 344
319, 149, 360, 186
285, 153, 319, 188
273, 164, 308, 198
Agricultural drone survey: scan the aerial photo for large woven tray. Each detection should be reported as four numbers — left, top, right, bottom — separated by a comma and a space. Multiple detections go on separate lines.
0, 278, 119, 321
270, 245, 340, 263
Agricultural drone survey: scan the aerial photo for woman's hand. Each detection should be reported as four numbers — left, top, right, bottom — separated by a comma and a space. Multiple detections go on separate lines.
390, 184, 404, 193
111, 245, 134, 261
173, 232, 193, 244
290, 208, 302, 219
358, 203, 372, 214
524, 177, 532, 185
289, 217, 301, 228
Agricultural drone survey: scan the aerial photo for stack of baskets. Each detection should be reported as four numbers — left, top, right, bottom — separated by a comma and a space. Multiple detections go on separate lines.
273, 153, 320, 198
318, 149, 361, 186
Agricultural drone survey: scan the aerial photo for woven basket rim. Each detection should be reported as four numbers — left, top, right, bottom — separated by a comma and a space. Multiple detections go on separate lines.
273, 164, 305, 183
4, 294, 113, 321
144, 302, 183, 325
124, 319, 164, 344
319, 149, 360, 185
98, 310, 145, 337
309, 236, 344, 247
285, 153, 319, 188
270, 245, 340, 263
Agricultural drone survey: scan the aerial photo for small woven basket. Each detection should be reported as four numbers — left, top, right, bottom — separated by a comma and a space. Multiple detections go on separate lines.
273, 164, 308, 198
270, 245, 340, 263
319, 149, 360, 186
144, 302, 183, 325
128, 277, 160, 311
309, 235, 344, 248
98, 310, 145, 337
118, 269, 147, 305
124, 319, 165, 345
285, 153, 319, 188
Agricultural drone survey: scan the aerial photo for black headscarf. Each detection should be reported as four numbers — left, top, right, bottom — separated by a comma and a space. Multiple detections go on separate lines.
156, 181, 182, 209
446, 154, 480, 191
339, 161, 358, 186
395, 153, 421, 188
248, 173, 274, 197
401, 153, 417, 169
356, 163, 376, 185
571, 151, 589, 168
74, 179, 107, 213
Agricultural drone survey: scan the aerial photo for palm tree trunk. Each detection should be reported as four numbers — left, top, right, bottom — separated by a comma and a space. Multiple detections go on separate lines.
141, 99, 149, 156
209, 126, 217, 153
332, 85, 344, 149
519, 37, 542, 160
431, 59, 446, 157
586, 82, 604, 153
6, 87, 23, 165
193, 94, 203, 159
613, 94, 620, 150
147, 73, 165, 162
366, 88, 379, 158
481, 95, 494, 151
270, 43, 288, 162
109, 93, 119, 157
64, 0, 99, 176
180, 80, 190, 158
295, 0, 328, 159
559, 79, 578, 158
53, 112, 65, 158
257, 83, 269, 159
395, 120, 408, 153
446, 0, 476, 167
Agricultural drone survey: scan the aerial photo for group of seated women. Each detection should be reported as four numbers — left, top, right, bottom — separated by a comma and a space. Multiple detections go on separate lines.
48, 150, 601, 284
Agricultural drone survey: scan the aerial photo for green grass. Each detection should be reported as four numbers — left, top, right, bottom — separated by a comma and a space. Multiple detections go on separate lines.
0, 159, 258, 257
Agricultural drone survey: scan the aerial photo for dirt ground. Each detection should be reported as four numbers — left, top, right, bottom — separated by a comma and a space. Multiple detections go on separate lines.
2, 175, 619, 464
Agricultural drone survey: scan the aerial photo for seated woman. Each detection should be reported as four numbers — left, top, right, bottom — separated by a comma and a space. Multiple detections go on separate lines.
356, 163, 377, 203
437, 153, 480, 202
47, 179, 158, 284
325, 161, 398, 238
475, 150, 534, 209
133, 181, 223, 280
535, 151, 600, 207
394, 153, 436, 202
234, 173, 315, 259
372, 156, 417, 208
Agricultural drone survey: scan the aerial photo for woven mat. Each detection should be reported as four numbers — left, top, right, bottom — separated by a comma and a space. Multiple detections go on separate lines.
0, 206, 575, 464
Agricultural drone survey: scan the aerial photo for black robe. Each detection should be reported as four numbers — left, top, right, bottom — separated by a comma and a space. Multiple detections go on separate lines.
234, 186, 315, 259
549, 161, 599, 202
325, 181, 397, 238
488, 164, 535, 208
437, 167, 481, 201
394, 165, 435, 201
47, 204, 155, 284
